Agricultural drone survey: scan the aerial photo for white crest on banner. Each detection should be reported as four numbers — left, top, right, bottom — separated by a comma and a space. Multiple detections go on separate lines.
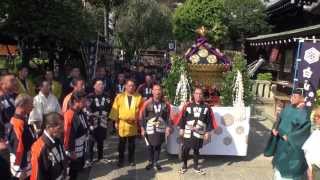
233, 70, 245, 121
303, 67, 313, 78
304, 80, 311, 91
304, 47, 320, 64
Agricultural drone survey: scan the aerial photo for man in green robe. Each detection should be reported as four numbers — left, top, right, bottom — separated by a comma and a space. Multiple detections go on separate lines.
272, 89, 311, 180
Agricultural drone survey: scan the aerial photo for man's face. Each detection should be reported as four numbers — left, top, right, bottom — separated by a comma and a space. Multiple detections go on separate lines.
125, 81, 135, 94
74, 80, 85, 92
193, 89, 203, 103
71, 68, 80, 78
138, 66, 144, 72
45, 71, 54, 81
51, 120, 64, 138
118, 74, 125, 83
145, 76, 152, 85
76, 97, 87, 109
314, 111, 320, 126
19, 68, 29, 79
24, 100, 34, 114
152, 85, 162, 99
41, 81, 51, 95
290, 93, 303, 105
96, 68, 106, 78
94, 80, 104, 93
2, 75, 18, 92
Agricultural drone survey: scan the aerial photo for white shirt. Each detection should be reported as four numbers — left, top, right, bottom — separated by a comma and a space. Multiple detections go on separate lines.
302, 129, 320, 168
29, 92, 61, 123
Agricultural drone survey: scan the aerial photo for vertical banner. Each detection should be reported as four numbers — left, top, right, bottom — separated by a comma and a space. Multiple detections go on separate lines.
88, 40, 99, 80
297, 42, 320, 107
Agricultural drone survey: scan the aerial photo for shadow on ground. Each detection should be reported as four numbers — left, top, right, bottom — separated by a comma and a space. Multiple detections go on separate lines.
88, 113, 273, 180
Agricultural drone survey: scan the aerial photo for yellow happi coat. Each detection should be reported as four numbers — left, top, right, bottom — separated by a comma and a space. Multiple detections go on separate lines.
51, 80, 62, 100
109, 92, 143, 137
16, 78, 35, 96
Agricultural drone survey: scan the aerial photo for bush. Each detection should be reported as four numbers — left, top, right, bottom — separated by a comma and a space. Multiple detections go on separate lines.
221, 53, 253, 106
257, 73, 272, 81
162, 55, 190, 104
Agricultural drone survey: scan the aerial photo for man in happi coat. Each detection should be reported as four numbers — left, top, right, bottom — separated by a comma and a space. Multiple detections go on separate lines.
140, 84, 171, 170
109, 79, 143, 167
64, 91, 89, 180
114, 73, 126, 95
177, 88, 217, 175
30, 112, 67, 180
87, 79, 112, 161
137, 74, 154, 100
16, 66, 35, 96
271, 88, 311, 180
8, 94, 36, 180
0, 73, 18, 179
62, 78, 85, 113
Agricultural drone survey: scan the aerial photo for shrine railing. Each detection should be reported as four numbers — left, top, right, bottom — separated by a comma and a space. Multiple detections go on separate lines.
251, 80, 275, 104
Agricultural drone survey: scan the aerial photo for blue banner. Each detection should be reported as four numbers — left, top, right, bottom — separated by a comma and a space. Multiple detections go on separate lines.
297, 42, 320, 107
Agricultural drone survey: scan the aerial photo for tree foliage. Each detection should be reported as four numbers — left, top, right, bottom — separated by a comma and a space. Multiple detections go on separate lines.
224, 0, 271, 41
114, 0, 173, 58
172, 0, 227, 44
221, 53, 253, 106
162, 54, 190, 103
0, 0, 97, 67
172, 0, 271, 46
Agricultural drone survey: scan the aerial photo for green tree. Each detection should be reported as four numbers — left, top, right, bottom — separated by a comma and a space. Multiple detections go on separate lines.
0, 0, 97, 68
162, 54, 190, 104
172, 0, 227, 44
221, 53, 253, 106
224, 0, 271, 43
114, 0, 173, 59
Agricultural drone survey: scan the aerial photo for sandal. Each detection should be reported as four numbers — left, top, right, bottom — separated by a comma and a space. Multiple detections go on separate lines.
194, 169, 206, 175
178, 168, 187, 174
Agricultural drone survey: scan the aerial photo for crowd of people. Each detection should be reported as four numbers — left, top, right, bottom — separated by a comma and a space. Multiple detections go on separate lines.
0, 65, 218, 180
2, 63, 320, 180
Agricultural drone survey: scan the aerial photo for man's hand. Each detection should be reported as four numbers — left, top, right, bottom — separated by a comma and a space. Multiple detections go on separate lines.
165, 127, 172, 137
115, 122, 119, 130
297, 102, 305, 109
283, 135, 288, 141
19, 171, 27, 180
0, 140, 7, 150
70, 152, 77, 160
272, 129, 279, 136
141, 128, 145, 137
204, 133, 211, 144
179, 129, 184, 137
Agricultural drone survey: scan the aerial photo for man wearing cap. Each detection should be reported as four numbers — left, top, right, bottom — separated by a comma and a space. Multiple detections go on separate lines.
270, 88, 311, 180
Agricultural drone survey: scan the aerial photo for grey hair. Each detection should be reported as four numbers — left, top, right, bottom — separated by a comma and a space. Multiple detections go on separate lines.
15, 94, 33, 107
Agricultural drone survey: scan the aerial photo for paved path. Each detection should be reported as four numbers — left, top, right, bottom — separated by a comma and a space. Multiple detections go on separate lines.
84, 107, 275, 180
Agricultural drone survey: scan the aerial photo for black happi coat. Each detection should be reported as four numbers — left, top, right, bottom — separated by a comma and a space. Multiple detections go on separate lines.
0, 94, 16, 138
137, 83, 153, 100
64, 109, 89, 170
140, 99, 170, 146
87, 92, 112, 140
178, 102, 213, 149
31, 132, 67, 180
8, 115, 36, 178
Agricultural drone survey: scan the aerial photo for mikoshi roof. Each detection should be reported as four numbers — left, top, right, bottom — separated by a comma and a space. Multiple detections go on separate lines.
185, 37, 231, 65
246, 23, 320, 46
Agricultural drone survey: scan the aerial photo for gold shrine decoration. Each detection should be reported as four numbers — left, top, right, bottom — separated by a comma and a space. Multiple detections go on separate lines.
188, 64, 225, 87
195, 26, 208, 37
